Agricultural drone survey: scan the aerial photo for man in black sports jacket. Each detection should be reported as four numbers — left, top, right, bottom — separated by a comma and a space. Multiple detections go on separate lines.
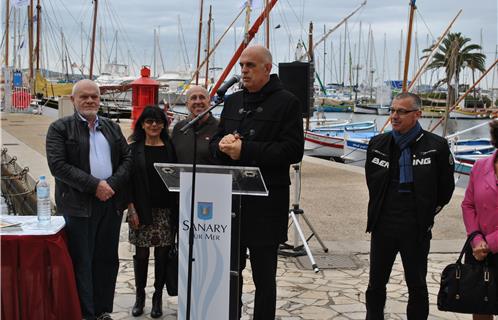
365, 92, 455, 319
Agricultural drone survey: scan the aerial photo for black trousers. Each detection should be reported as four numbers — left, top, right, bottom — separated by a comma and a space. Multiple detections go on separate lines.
238, 244, 279, 320
365, 230, 431, 320
64, 199, 122, 319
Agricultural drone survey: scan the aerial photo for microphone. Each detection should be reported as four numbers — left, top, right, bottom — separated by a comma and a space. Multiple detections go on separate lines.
216, 75, 241, 98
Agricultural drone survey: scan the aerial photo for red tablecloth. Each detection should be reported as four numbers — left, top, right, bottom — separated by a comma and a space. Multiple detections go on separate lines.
1, 230, 82, 320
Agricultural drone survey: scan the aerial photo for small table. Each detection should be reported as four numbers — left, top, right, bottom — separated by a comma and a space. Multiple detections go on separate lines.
1, 216, 82, 320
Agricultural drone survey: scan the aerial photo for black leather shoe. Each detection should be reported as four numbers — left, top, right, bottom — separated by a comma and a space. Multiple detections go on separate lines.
150, 291, 163, 318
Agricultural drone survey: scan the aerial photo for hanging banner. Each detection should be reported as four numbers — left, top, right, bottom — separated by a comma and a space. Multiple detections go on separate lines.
178, 172, 232, 320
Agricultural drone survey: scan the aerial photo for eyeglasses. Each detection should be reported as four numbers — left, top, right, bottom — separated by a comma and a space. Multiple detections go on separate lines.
389, 108, 419, 116
143, 118, 164, 125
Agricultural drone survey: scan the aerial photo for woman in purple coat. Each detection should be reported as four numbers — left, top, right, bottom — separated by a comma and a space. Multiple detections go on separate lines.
462, 119, 498, 320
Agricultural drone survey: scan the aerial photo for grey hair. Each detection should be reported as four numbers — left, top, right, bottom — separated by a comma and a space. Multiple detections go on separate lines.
393, 92, 422, 110
71, 79, 100, 96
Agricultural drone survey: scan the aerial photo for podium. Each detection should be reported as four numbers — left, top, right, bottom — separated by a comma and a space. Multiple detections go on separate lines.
154, 163, 268, 320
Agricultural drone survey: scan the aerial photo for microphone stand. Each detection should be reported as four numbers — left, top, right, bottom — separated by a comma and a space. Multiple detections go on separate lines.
180, 96, 224, 320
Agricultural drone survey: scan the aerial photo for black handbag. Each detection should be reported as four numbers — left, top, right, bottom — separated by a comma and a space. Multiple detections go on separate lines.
438, 231, 498, 314
165, 243, 178, 296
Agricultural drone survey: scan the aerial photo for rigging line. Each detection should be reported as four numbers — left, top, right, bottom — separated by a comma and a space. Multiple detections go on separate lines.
299, 0, 305, 41
105, 1, 140, 60
178, 15, 191, 68
44, 0, 67, 60
284, 0, 308, 42
415, 8, 436, 43
276, 3, 295, 51
102, 0, 140, 72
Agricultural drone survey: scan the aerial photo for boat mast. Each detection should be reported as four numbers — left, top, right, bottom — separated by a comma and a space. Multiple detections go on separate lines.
210, 0, 278, 97
354, 21, 362, 103
204, 5, 212, 88
5, 0, 10, 69
244, 0, 251, 44
402, 0, 416, 92
342, 21, 347, 88
380, 9, 462, 133
153, 28, 156, 77
171, 6, 245, 106
35, 0, 41, 72
195, 0, 204, 85
306, 21, 313, 132
322, 25, 326, 86
407, 9, 462, 91
298, 0, 367, 61
369, 28, 374, 100
60, 29, 64, 77
99, 26, 102, 74
398, 29, 403, 80
89, 0, 98, 80
13, 4, 16, 69
28, 0, 34, 84
265, 0, 270, 48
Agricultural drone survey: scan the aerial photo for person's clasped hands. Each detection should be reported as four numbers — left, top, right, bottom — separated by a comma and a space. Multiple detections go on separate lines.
219, 133, 242, 160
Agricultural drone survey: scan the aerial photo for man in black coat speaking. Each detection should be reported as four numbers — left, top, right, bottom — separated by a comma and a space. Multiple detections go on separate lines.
210, 45, 304, 319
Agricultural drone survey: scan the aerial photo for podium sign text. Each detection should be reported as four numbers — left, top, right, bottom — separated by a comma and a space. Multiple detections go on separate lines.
178, 172, 232, 320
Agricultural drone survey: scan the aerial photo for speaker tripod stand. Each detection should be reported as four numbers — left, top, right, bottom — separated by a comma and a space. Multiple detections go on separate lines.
279, 163, 328, 273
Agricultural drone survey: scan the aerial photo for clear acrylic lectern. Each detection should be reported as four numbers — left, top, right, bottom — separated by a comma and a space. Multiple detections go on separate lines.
154, 163, 268, 320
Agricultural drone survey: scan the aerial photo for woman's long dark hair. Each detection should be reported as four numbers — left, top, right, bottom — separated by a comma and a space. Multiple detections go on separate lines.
490, 119, 498, 149
129, 105, 170, 143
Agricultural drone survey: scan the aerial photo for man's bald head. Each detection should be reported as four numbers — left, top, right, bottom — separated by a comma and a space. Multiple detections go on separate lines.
186, 85, 209, 101
186, 85, 210, 119
242, 45, 273, 64
239, 45, 273, 92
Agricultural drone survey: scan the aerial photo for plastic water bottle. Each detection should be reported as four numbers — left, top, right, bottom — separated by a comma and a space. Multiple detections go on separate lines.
1, 195, 8, 214
37, 176, 51, 224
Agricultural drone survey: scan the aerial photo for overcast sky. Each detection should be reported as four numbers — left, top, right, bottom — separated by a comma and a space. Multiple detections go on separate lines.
2, 0, 497, 86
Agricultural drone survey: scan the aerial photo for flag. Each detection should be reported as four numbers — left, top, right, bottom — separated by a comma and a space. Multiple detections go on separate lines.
12, 0, 29, 7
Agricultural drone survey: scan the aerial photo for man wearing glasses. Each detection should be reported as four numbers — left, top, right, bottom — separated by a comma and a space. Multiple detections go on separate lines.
364, 92, 455, 318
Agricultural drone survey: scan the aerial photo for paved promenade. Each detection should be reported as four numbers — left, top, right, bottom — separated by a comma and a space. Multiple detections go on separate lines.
1, 111, 473, 319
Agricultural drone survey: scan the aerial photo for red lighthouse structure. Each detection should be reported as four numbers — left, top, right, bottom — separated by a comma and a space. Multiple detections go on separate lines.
130, 66, 159, 128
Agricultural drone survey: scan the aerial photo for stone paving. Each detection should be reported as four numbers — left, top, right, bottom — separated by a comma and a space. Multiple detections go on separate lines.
111, 246, 471, 319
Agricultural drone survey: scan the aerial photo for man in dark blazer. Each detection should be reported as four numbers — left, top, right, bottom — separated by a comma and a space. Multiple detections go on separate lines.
46, 79, 132, 320
210, 45, 304, 319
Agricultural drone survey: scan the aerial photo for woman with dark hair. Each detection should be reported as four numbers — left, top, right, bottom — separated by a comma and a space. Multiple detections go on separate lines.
127, 105, 177, 318
461, 119, 498, 320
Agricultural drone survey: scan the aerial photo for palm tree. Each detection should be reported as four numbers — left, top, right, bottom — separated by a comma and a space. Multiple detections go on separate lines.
422, 32, 486, 117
